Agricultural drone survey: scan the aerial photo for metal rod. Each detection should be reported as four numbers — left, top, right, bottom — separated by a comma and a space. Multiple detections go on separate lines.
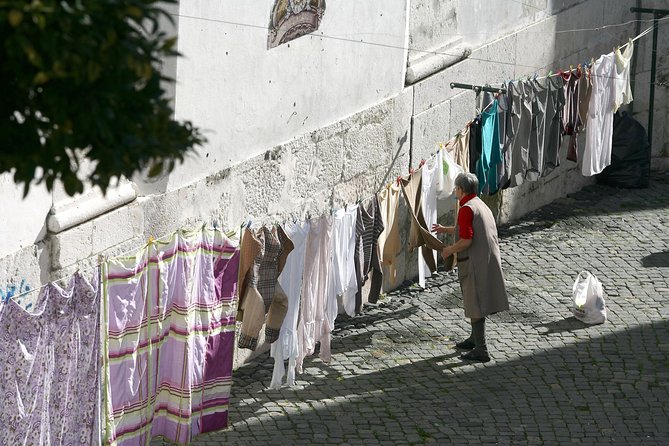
630, 7, 669, 15
450, 82, 506, 94
628, 0, 642, 116
648, 13, 659, 149
629, 7, 666, 174
630, 7, 668, 148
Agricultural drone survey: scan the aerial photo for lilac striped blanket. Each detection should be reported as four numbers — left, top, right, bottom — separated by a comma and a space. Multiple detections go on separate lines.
102, 228, 240, 445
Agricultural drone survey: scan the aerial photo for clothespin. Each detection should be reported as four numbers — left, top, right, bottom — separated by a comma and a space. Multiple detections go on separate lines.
418, 159, 426, 168
533, 72, 538, 81
548, 70, 553, 77
569, 64, 574, 72
147, 235, 155, 245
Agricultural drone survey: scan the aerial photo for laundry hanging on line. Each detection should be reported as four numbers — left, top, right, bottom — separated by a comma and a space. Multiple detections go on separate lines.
0, 273, 101, 446
102, 227, 240, 445
441, 40, 636, 189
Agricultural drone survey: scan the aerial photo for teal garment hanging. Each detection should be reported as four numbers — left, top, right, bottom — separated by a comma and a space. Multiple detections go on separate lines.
477, 99, 502, 194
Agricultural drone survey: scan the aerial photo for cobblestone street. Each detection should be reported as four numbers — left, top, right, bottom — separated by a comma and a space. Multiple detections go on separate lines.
157, 174, 669, 445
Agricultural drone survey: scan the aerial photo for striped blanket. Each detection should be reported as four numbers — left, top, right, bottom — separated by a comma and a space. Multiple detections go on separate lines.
102, 227, 240, 445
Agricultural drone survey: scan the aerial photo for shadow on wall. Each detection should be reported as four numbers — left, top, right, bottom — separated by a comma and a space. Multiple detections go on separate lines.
219, 318, 669, 443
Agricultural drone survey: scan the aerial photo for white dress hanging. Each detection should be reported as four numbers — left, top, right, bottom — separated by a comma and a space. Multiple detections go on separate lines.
269, 220, 310, 389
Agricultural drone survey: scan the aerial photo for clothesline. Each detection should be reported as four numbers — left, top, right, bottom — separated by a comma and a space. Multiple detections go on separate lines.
425, 19, 665, 115
531, 23, 654, 82
170, 12, 669, 74
4, 22, 658, 305
429, 24, 655, 167
7, 223, 227, 302
172, 11, 668, 43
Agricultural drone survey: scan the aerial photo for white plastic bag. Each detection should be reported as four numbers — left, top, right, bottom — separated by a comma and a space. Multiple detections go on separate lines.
437, 148, 464, 199
572, 271, 607, 324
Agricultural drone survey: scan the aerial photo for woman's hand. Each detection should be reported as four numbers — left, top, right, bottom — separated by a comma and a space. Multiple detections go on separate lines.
441, 246, 453, 260
431, 224, 455, 235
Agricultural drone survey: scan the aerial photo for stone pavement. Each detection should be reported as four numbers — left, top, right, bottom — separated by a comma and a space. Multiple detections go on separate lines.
155, 173, 669, 445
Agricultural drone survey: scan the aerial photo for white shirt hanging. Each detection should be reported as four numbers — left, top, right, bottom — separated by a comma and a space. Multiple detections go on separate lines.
583, 52, 616, 176
418, 159, 439, 288
614, 40, 634, 112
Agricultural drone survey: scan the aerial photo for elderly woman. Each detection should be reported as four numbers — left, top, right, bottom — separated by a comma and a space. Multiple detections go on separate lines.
432, 172, 509, 362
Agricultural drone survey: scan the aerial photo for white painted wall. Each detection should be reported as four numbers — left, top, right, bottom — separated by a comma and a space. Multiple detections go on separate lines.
408, 0, 550, 59
408, 0, 458, 62
0, 173, 51, 258
166, 0, 410, 192
454, 0, 550, 48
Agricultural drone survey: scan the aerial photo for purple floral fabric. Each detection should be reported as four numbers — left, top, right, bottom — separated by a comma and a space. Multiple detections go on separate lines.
0, 272, 100, 446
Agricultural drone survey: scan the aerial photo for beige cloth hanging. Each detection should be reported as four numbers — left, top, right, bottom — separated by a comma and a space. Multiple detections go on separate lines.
399, 168, 445, 273
377, 183, 402, 289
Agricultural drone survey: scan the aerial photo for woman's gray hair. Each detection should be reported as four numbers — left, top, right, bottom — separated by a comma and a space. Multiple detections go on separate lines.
454, 172, 478, 195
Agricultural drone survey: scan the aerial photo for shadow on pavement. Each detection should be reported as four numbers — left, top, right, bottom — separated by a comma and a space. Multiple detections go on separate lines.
201, 319, 669, 445
334, 305, 419, 334
535, 316, 592, 335
641, 251, 669, 268
499, 176, 669, 240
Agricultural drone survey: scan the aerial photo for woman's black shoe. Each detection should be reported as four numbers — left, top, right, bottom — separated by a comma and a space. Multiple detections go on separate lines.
455, 339, 475, 350
460, 349, 490, 362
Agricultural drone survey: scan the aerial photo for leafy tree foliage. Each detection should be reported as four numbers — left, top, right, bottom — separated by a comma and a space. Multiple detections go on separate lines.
0, 0, 205, 196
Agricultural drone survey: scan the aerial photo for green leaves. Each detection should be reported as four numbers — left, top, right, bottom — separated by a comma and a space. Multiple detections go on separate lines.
0, 0, 205, 196
8, 9, 22, 26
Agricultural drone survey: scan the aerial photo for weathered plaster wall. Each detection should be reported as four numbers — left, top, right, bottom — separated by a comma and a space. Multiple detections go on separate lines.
406, 0, 552, 82
0, 174, 51, 259
407, 0, 459, 63
163, 0, 410, 192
